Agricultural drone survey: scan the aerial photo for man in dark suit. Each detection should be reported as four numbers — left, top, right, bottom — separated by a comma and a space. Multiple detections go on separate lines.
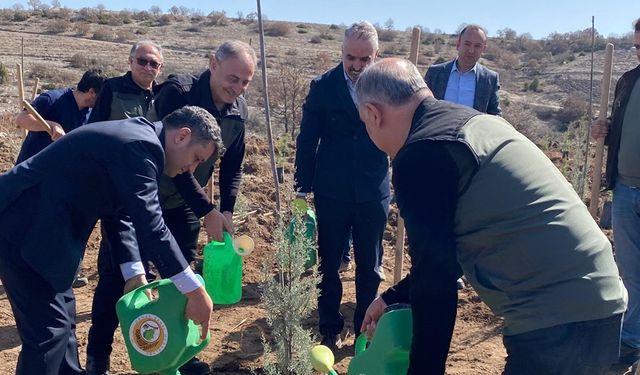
425, 24, 501, 116
86, 40, 255, 375
0, 106, 219, 375
294, 21, 390, 349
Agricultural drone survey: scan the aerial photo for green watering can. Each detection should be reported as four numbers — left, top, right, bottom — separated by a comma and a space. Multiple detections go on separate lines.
116, 275, 211, 375
348, 304, 413, 375
288, 198, 318, 269
203, 232, 254, 304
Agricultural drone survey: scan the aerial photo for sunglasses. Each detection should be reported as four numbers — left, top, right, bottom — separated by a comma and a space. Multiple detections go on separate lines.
134, 57, 162, 70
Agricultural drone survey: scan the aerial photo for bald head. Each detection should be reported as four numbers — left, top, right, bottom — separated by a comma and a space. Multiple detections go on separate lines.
355, 58, 429, 108
355, 58, 431, 158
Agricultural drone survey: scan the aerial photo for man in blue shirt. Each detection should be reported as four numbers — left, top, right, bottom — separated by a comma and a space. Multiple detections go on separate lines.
424, 24, 501, 116
15, 69, 106, 163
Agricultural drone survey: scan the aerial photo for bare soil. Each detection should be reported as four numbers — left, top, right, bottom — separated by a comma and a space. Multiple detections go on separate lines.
0, 13, 636, 374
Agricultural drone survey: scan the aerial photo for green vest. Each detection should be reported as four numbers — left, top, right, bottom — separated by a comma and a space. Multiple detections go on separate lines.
456, 115, 626, 335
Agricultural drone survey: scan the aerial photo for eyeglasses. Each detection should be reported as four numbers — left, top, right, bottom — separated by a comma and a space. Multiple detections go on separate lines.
134, 57, 162, 70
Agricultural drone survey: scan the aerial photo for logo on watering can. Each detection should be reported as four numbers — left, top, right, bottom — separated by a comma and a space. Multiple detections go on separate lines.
129, 314, 168, 356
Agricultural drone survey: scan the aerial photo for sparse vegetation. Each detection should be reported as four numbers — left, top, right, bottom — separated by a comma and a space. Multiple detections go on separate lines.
46, 19, 71, 34
69, 53, 99, 69
206, 10, 228, 26
0, 8, 637, 374
0, 63, 8, 84
264, 21, 291, 37
557, 96, 587, 125
91, 26, 113, 41
309, 35, 322, 44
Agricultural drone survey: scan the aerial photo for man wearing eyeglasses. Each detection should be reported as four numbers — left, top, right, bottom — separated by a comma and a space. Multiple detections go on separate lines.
85, 40, 213, 375
85, 40, 174, 375
88, 40, 163, 123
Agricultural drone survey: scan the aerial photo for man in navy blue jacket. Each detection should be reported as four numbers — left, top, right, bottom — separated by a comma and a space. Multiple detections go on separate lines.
15, 69, 106, 163
294, 21, 390, 349
0, 106, 220, 375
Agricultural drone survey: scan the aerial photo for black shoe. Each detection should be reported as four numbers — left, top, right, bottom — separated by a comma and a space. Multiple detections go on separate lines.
320, 334, 343, 351
85, 355, 109, 375
619, 341, 640, 367
179, 356, 210, 375
72, 276, 89, 288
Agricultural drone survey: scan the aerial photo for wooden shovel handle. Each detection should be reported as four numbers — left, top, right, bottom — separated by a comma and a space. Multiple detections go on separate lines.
393, 27, 422, 284
588, 43, 614, 218
16, 64, 24, 103
22, 99, 53, 137
31, 77, 39, 101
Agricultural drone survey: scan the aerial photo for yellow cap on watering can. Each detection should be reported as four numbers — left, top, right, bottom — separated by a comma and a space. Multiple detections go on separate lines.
233, 234, 255, 256
310, 345, 338, 375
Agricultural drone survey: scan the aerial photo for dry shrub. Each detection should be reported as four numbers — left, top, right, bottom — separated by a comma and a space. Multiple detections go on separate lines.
309, 35, 322, 44
557, 96, 587, 124
69, 53, 99, 69
13, 12, 28, 22
185, 24, 202, 32
73, 22, 90, 36
46, 18, 70, 34
0, 112, 23, 167
92, 26, 113, 41
314, 52, 334, 73
319, 29, 335, 40
27, 64, 76, 87
264, 21, 291, 37
503, 101, 551, 143
207, 11, 228, 26
482, 44, 502, 61
378, 29, 397, 42
116, 29, 136, 43
157, 14, 174, 26
0, 63, 8, 84
107, 16, 124, 26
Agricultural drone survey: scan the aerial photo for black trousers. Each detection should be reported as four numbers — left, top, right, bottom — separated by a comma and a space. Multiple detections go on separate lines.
0, 236, 84, 375
314, 194, 390, 336
86, 204, 200, 361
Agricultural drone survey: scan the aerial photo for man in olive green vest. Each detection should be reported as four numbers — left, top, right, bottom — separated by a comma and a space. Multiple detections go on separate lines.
358, 58, 627, 375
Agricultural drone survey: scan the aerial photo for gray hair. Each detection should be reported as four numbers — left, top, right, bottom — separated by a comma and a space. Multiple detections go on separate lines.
162, 106, 225, 157
355, 58, 427, 106
215, 40, 257, 66
130, 40, 164, 61
344, 21, 379, 50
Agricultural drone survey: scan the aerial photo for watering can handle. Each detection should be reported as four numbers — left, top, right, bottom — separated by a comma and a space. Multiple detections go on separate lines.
354, 334, 370, 355
126, 279, 166, 307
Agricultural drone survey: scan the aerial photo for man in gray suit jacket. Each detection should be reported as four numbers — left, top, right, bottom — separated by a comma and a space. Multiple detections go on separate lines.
425, 24, 501, 116
0, 106, 219, 375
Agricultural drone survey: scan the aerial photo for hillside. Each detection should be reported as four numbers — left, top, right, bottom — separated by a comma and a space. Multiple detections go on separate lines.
0, 7, 638, 375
